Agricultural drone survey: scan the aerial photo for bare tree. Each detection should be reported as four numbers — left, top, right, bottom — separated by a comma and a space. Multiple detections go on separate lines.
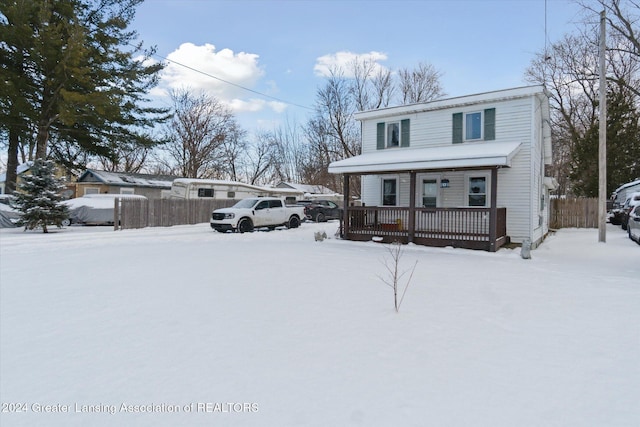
398, 62, 446, 104
314, 69, 361, 159
377, 241, 418, 313
161, 89, 236, 178
349, 57, 395, 111
242, 132, 276, 185
525, 0, 639, 195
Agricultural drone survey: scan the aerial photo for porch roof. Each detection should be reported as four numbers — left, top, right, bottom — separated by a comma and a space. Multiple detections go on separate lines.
328, 141, 522, 174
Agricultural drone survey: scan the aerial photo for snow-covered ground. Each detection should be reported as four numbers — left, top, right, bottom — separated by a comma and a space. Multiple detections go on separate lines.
1, 222, 638, 427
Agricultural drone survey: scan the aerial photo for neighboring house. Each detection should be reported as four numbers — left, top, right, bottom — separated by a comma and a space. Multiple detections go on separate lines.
0, 162, 75, 198
328, 85, 557, 252
0, 163, 32, 194
166, 178, 304, 204
75, 169, 180, 199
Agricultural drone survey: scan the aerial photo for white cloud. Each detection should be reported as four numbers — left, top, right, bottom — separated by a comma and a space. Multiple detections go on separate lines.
314, 51, 389, 78
227, 98, 288, 114
158, 43, 266, 107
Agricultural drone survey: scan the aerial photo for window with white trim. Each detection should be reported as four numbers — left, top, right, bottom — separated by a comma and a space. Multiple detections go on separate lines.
467, 176, 487, 207
386, 122, 400, 147
377, 120, 410, 149
84, 187, 100, 195
382, 178, 398, 206
120, 188, 135, 195
465, 112, 483, 140
452, 108, 495, 143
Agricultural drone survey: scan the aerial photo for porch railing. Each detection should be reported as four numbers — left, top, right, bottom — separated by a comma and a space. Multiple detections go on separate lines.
343, 206, 508, 251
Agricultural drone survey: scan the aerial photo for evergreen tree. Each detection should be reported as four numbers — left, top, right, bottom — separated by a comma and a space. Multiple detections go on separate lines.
0, 0, 167, 187
570, 85, 640, 197
11, 159, 70, 233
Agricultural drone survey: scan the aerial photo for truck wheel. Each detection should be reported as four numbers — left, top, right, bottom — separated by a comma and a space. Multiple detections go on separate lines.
237, 218, 254, 233
287, 216, 300, 229
315, 212, 325, 222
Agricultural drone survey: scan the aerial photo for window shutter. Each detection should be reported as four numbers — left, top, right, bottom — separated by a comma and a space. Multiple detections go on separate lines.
484, 108, 495, 140
452, 113, 463, 144
377, 122, 385, 150
400, 119, 410, 147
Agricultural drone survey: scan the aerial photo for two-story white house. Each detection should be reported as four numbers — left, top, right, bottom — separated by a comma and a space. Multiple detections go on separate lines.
328, 86, 557, 251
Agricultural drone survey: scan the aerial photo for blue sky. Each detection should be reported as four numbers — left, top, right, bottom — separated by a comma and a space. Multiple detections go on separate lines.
132, 0, 585, 133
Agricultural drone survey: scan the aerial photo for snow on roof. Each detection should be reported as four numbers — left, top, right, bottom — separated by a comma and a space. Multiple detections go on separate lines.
354, 85, 547, 121
328, 141, 522, 174
79, 169, 178, 188
277, 182, 334, 194
173, 178, 269, 191
613, 179, 640, 194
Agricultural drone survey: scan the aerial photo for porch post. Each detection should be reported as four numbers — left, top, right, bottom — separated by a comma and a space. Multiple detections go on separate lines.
489, 167, 498, 252
342, 173, 350, 238
408, 171, 416, 243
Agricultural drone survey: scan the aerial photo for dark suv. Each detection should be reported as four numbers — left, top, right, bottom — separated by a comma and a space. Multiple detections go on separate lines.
300, 200, 343, 222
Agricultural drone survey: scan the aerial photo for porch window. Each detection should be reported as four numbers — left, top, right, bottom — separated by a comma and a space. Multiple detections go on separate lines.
468, 176, 487, 207
382, 179, 397, 206
422, 179, 437, 207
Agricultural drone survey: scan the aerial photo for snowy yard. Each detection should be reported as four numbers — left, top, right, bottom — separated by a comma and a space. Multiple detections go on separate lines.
1, 222, 638, 427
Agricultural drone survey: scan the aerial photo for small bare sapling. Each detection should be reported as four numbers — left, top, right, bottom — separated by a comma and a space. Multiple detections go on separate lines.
377, 241, 418, 313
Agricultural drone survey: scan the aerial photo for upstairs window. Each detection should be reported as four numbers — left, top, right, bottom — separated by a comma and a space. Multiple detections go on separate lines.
387, 122, 400, 147
465, 112, 482, 140
453, 108, 495, 143
377, 119, 410, 149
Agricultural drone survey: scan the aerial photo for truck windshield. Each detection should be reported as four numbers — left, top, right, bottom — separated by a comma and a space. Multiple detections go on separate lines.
233, 198, 259, 209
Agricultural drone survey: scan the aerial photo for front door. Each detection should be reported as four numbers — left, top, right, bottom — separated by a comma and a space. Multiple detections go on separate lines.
416, 175, 440, 234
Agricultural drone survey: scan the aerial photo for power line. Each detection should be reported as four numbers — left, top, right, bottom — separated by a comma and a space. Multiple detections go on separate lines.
146, 49, 314, 111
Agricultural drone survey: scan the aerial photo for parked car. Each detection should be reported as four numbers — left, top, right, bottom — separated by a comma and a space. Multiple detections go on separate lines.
0, 194, 19, 227
63, 194, 147, 226
302, 199, 343, 222
210, 197, 305, 233
627, 205, 640, 244
620, 192, 640, 231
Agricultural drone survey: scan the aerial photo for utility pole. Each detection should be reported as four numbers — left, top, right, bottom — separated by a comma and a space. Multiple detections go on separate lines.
598, 10, 607, 243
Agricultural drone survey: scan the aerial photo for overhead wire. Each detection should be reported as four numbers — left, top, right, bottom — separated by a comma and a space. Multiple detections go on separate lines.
142, 47, 315, 111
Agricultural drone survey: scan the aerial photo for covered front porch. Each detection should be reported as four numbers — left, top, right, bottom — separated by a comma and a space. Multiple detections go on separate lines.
329, 143, 521, 252
339, 169, 508, 251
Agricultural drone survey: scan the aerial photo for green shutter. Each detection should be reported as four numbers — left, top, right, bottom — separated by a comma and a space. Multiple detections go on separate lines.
484, 108, 495, 140
377, 122, 385, 150
452, 113, 463, 144
400, 119, 410, 147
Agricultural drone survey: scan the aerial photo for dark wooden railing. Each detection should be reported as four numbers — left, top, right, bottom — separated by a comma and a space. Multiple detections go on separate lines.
343, 206, 508, 251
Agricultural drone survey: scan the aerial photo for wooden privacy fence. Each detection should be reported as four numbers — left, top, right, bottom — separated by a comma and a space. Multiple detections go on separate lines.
115, 199, 237, 230
550, 197, 598, 229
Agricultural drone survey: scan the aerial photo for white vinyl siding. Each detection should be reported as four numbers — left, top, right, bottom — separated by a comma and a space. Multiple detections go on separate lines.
359, 91, 545, 244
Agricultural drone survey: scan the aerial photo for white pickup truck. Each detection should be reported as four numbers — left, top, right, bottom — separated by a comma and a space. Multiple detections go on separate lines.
210, 197, 305, 233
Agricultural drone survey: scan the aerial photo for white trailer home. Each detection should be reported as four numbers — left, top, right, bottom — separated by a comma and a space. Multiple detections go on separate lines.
166, 179, 303, 204
329, 86, 557, 251
612, 179, 640, 208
